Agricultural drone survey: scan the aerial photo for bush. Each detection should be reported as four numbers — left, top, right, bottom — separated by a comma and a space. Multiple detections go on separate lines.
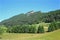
0, 25, 7, 35
28, 25, 36, 33
48, 22, 60, 32
37, 25, 44, 33
56, 22, 60, 29
10, 25, 24, 33
48, 24, 55, 32
22, 25, 29, 33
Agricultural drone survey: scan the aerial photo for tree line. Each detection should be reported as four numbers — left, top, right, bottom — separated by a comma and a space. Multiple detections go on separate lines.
0, 22, 60, 34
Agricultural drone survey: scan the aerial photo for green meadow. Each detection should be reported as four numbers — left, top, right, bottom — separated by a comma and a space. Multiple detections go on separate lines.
0, 29, 60, 40
0, 23, 60, 40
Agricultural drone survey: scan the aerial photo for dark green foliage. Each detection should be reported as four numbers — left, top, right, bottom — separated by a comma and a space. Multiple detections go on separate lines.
48, 22, 60, 32
43, 10, 60, 23
7, 27, 12, 33
0, 12, 42, 26
8, 25, 36, 33
9, 25, 29, 33
22, 25, 29, 33
7, 25, 21, 33
37, 26, 44, 33
48, 23, 55, 32
28, 25, 36, 33
0, 10, 60, 27
56, 22, 60, 29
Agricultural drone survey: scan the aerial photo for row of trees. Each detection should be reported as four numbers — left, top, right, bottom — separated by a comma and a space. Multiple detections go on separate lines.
0, 22, 60, 34
7, 25, 45, 33
8, 22, 60, 33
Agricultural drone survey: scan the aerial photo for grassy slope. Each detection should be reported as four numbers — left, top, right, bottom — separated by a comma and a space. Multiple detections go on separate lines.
0, 29, 60, 40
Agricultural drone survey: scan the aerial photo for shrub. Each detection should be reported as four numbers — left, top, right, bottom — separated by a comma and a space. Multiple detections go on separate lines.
48, 24, 55, 32
28, 25, 36, 33
11, 25, 24, 33
0, 25, 7, 35
48, 22, 60, 32
22, 25, 30, 33
56, 22, 60, 29
37, 25, 44, 33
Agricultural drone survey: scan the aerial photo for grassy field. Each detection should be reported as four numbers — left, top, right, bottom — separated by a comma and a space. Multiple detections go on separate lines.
0, 23, 60, 40
0, 29, 60, 40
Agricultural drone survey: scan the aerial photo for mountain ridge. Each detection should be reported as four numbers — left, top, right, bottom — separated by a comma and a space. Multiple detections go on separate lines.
0, 9, 60, 27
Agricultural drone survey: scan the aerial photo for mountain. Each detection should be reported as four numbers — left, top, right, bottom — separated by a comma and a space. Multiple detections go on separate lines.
0, 10, 60, 27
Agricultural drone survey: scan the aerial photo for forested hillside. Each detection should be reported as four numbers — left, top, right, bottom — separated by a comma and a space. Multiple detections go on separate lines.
0, 10, 60, 40
0, 10, 60, 27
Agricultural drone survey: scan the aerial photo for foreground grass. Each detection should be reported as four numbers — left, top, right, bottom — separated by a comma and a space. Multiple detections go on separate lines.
0, 29, 60, 40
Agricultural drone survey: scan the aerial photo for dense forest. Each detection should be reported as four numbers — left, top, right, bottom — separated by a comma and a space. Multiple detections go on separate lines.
0, 9, 60, 27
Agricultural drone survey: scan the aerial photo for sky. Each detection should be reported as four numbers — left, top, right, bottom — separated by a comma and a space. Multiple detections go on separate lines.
0, 0, 60, 22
